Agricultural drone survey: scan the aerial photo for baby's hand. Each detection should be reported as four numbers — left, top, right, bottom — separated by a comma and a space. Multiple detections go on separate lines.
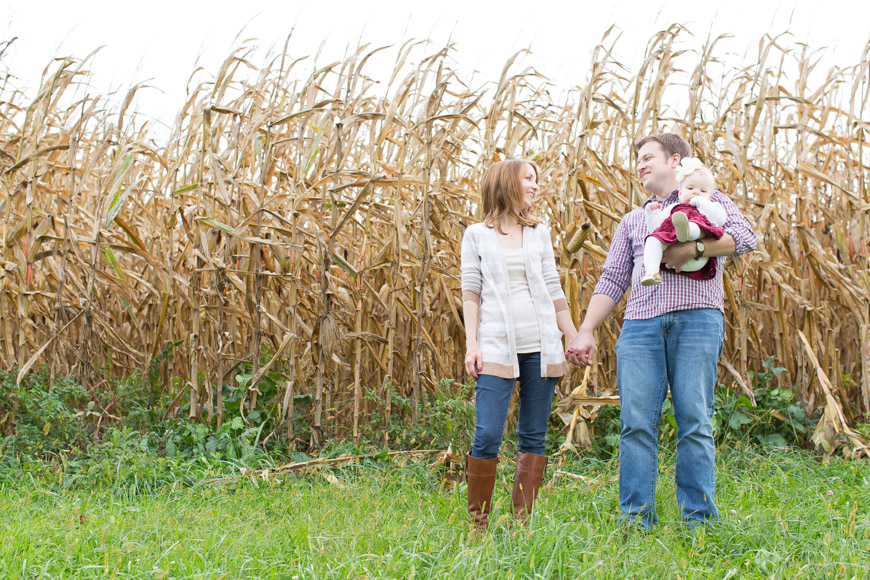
648, 202, 662, 211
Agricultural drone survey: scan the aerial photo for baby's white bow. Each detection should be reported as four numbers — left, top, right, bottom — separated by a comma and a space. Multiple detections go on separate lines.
675, 157, 705, 182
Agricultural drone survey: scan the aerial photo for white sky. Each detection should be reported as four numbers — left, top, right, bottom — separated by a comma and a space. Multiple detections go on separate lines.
2, 0, 869, 138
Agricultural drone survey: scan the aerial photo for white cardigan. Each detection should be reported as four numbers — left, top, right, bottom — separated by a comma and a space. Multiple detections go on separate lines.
460, 222, 569, 378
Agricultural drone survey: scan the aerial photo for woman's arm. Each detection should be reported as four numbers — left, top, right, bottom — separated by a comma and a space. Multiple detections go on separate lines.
539, 226, 568, 308
460, 227, 483, 378
538, 226, 578, 345
463, 298, 482, 379
556, 308, 577, 345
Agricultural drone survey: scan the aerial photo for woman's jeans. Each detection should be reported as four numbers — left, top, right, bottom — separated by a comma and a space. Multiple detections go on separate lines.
470, 352, 558, 459
615, 308, 724, 529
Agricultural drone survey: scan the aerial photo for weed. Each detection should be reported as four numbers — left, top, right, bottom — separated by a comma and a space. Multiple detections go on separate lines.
0, 368, 90, 458
364, 379, 475, 451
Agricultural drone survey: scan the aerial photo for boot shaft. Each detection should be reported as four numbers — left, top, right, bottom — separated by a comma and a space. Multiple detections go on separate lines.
512, 452, 548, 522
466, 454, 498, 531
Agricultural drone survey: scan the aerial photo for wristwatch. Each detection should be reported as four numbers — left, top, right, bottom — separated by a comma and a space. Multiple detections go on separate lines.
695, 240, 706, 259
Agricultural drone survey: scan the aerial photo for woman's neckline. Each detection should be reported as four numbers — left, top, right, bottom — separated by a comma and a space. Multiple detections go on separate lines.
491, 222, 523, 249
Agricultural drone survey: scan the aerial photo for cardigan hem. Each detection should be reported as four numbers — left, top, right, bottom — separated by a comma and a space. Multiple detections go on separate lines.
480, 359, 567, 379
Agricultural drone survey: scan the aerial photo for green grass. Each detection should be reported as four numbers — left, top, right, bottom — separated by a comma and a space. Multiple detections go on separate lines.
1, 446, 868, 579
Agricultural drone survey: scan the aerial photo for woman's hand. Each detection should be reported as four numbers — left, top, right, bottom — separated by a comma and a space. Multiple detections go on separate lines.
465, 347, 483, 379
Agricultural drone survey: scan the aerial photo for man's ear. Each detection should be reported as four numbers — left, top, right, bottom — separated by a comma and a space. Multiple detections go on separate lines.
670, 154, 682, 169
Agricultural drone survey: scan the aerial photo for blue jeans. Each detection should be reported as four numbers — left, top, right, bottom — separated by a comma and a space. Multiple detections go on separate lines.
470, 352, 558, 459
615, 309, 723, 528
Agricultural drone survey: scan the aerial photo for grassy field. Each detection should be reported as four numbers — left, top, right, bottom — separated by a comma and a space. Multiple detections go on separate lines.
1, 446, 867, 579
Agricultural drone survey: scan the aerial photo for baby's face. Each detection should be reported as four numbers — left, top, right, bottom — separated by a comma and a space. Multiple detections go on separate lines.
678, 174, 715, 204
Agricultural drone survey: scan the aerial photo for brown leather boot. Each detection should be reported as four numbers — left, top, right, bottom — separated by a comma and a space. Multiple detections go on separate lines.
511, 452, 548, 523
466, 454, 498, 532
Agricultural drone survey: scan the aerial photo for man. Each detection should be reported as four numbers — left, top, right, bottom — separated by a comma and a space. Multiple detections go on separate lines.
566, 133, 756, 528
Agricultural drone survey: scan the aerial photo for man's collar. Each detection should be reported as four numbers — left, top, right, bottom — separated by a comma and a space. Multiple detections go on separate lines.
642, 189, 679, 207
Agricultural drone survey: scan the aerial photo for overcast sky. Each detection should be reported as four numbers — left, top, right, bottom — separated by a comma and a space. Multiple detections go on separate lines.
2, 0, 868, 136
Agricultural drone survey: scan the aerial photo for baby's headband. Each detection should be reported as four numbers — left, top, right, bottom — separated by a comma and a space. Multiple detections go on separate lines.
675, 157, 705, 183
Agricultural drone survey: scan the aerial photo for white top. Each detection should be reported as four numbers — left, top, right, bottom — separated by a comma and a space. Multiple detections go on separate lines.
503, 248, 541, 353
644, 196, 728, 232
460, 222, 569, 378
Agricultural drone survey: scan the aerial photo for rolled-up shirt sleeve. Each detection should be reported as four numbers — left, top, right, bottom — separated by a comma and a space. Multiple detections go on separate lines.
593, 217, 633, 304
461, 227, 481, 303
715, 192, 757, 256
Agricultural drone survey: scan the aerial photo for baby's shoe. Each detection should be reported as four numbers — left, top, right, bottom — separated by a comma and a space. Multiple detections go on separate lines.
672, 211, 690, 242
640, 271, 662, 286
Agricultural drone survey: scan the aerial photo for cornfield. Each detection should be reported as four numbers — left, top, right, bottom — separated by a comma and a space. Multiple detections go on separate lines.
1, 27, 868, 454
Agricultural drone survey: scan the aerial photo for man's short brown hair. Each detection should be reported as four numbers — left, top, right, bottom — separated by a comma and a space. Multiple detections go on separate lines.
633, 133, 690, 159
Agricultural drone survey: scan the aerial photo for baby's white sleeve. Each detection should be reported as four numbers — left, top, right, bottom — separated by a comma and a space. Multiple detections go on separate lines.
692, 198, 727, 226
645, 207, 666, 232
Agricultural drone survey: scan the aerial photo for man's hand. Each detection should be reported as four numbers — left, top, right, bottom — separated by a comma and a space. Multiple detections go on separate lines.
565, 328, 595, 367
662, 241, 696, 272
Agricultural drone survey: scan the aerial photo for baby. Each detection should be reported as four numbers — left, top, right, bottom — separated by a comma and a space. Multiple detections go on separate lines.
640, 158, 726, 286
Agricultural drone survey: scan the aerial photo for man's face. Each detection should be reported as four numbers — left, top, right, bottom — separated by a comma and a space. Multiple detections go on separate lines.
636, 141, 680, 195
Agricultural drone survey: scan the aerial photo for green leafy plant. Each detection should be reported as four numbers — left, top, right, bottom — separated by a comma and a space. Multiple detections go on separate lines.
0, 368, 90, 458
712, 357, 810, 448
364, 379, 475, 450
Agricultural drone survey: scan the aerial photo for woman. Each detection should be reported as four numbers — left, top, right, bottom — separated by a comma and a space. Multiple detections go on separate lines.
460, 159, 577, 532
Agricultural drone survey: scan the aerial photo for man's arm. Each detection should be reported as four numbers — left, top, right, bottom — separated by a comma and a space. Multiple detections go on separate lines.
662, 235, 736, 271
565, 293, 617, 366
664, 192, 756, 271
565, 215, 633, 365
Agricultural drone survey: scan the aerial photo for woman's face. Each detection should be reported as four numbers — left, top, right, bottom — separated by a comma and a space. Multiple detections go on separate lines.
519, 163, 539, 209
678, 173, 715, 204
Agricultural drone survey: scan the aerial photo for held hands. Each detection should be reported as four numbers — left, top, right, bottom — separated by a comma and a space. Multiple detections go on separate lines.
465, 346, 483, 379
565, 328, 595, 367
647, 201, 663, 211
